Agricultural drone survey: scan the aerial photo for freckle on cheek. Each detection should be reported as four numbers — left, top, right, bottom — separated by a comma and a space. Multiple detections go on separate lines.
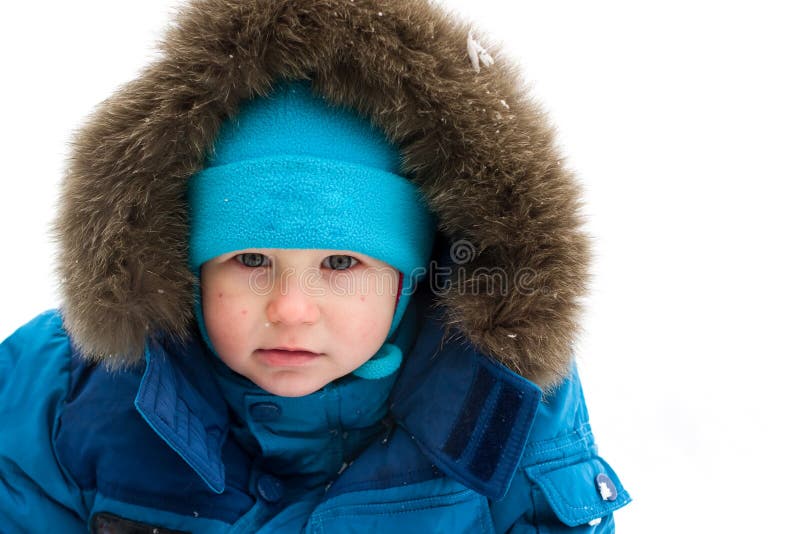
218, 292, 223, 298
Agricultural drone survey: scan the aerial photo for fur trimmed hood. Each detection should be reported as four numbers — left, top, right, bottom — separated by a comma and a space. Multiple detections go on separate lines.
54, 0, 590, 388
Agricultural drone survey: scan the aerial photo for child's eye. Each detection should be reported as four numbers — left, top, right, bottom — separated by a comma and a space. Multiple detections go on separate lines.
322, 255, 360, 271
235, 253, 270, 268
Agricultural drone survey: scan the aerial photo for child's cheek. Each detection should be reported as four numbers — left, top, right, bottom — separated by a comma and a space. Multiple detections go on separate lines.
203, 292, 243, 350
353, 300, 392, 347
357, 317, 379, 345
208, 292, 239, 329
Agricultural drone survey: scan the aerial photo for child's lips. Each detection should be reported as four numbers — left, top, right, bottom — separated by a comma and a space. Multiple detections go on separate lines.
255, 348, 321, 366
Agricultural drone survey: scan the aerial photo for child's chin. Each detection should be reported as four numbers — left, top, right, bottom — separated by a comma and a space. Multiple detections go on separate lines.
255, 374, 328, 398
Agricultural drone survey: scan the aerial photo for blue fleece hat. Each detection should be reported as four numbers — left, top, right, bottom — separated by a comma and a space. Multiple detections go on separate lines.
187, 80, 436, 379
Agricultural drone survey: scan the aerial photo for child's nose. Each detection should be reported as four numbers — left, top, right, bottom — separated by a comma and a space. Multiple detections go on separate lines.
265, 275, 320, 326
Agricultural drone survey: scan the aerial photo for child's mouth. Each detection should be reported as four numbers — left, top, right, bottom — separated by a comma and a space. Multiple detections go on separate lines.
255, 349, 321, 366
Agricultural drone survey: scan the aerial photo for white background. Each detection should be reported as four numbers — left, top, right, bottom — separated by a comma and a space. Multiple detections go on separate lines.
1, 1, 798, 531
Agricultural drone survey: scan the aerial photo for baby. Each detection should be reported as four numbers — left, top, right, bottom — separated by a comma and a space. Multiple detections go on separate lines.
0, 1, 630, 532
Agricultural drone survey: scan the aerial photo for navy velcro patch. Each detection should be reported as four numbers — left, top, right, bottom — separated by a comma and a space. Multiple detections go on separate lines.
439, 358, 540, 499
469, 382, 523, 481
443, 365, 496, 459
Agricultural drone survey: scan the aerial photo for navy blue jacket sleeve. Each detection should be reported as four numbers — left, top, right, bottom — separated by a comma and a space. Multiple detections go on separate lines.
0, 310, 87, 532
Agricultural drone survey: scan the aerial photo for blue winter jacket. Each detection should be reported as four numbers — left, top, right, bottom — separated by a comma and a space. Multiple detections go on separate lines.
2, 0, 633, 529
0, 286, 629, 533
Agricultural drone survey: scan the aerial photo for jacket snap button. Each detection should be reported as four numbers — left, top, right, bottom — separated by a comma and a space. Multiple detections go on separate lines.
257, 474, 284, 503
595, 473, 618, 501
249, 402, 282, 421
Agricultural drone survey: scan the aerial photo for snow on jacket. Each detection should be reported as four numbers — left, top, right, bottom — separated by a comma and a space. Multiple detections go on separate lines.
1, 0, 630, 531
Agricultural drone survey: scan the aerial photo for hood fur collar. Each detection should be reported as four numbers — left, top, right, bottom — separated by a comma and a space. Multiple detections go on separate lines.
55, 0, 589, 388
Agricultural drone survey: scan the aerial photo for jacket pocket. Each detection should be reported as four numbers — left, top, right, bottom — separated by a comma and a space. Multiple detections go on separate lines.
524, 456, 630, 532
307, 485, 495, 534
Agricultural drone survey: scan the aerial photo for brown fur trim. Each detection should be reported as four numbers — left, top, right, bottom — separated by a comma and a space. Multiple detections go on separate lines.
54, 0, 590, 388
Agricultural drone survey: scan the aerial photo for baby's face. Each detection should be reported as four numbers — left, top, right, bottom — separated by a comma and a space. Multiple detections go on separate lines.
200, 248, 399, 397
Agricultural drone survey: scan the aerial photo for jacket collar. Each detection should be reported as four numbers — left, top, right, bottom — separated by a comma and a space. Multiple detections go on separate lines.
134, 334, 230, 494
389, 286, 542, 501
133, 290, 541, 500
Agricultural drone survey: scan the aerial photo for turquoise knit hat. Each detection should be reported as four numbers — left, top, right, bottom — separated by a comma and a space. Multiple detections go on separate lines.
187, 80, 436, 379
